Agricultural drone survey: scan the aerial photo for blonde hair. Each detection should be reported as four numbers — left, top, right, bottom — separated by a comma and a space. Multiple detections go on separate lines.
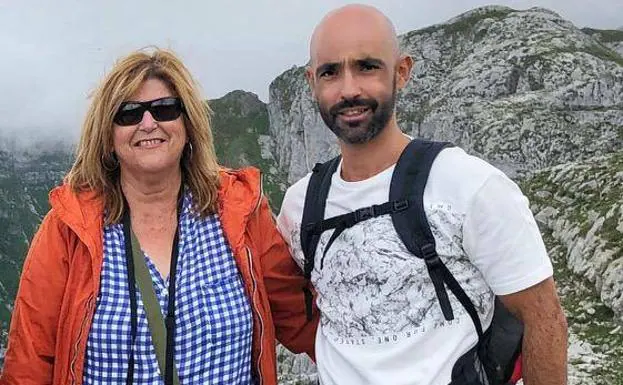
66, 47, 220, 224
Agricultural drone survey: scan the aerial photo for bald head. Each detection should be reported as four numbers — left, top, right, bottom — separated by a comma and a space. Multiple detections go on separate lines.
304, 4, 413, 147
309, 4, 400, 66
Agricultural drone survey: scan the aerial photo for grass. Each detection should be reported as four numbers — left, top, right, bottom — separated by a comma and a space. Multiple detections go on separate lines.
446, 9, 513, 36
582, 28, 623, 43
582, 45, 623, 67
409, 7, 514, 37
522, 152, 623, 250
520, 45, 623, 71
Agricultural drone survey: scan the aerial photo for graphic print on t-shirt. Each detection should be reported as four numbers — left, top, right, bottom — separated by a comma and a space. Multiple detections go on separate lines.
292, 203, 495, 345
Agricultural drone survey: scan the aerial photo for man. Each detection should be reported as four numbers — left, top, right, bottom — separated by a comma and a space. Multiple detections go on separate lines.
276, 4, 567, 385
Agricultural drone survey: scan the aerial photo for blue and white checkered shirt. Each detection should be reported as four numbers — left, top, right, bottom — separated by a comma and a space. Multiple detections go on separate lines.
83, 191, 254, 384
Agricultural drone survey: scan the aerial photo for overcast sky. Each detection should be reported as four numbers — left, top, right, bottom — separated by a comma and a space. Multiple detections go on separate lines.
0, 0, 621, 142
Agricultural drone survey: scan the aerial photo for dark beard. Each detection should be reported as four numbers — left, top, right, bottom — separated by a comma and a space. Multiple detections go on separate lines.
317, 78, 396, 145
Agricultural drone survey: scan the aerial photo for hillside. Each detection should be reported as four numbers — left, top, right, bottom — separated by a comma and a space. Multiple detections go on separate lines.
522, 152, 623, 384
0, 145, 73, 339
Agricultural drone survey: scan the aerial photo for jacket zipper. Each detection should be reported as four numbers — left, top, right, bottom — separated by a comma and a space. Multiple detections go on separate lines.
252, 172, 263, 214
69, 294, 94, 385
249, 171, 265, 383
245, 245, 264, 384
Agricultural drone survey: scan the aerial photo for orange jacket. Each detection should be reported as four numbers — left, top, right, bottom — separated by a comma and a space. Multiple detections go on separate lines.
0, 167, 318, 385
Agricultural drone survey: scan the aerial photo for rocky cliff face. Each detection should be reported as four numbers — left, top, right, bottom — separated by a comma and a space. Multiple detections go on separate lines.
523, 152, 622, 318
520, 153, 623, 384
268, 5, 623, 183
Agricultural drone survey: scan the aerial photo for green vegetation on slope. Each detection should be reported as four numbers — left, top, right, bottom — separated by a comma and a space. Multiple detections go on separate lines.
208, 90, 288, 209
582, 28, 623, 43
407, 6, 514, 37
0, 149, 72, 346
522, 151, 623, 254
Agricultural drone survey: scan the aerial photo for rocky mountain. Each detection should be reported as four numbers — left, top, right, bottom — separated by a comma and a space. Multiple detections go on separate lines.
524, 152, 622, 317
521, 154, 623, 384
1, 4, 622, 382
269, 5, 623, 183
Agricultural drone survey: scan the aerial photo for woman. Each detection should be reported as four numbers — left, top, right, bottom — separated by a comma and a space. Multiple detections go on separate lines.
0, 48, 317, 385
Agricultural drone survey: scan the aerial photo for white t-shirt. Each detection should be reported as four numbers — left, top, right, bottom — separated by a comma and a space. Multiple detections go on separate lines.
276, 146, 553, 385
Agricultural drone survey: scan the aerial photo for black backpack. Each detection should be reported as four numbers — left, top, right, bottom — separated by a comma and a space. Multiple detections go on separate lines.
299, 139, 524, 385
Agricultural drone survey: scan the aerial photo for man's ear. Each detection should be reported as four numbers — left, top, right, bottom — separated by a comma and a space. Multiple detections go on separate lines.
305, 66, 316, 97
396, 54, 414, 90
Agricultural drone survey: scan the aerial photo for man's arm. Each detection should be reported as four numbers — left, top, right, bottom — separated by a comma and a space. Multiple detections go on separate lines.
460, 167, 568, 384
500, 277, 568, 385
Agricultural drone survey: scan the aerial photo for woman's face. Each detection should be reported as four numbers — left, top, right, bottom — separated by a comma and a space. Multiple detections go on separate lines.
112, 78, 187, 180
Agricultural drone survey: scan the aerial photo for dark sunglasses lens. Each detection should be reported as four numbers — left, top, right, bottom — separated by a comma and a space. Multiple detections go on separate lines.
114, 103, 144, 126
113, 98, 183, 126
151, 98, 183, 121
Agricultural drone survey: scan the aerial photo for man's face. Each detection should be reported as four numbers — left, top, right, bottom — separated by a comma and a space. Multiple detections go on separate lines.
307, 18, 405, 144
315, 63, 397, 145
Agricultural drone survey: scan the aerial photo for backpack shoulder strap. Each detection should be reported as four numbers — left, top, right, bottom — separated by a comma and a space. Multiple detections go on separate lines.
389, 139, 451, 256
389, 139, 484, 338
299, 155, 340, 320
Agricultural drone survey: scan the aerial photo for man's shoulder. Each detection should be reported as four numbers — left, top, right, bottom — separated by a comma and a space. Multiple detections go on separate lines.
434, 146, 505, 180
283, 171, 313, 203
419, 145, 517, 211
278, 171, 313, 222
430, 146, 509, 189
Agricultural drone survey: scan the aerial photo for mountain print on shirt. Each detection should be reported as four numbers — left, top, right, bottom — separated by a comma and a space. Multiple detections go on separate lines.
292, 205, 495, 342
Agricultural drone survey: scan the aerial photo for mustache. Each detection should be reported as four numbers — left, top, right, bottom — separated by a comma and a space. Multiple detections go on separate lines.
329, 98, 378, 116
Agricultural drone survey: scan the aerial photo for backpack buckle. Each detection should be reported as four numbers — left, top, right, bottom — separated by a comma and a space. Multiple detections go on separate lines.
355, 206, 376, 222
393, 200, 409, 212
421, 243, 441, 266
304, 222, 318, 234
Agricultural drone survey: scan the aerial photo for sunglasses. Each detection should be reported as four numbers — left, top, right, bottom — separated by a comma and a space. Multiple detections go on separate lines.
113, 97, 185, 126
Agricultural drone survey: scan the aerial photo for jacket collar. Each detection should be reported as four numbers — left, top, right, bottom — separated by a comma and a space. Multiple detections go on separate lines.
48, 167, 263, 256
216, 167, 262, 253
